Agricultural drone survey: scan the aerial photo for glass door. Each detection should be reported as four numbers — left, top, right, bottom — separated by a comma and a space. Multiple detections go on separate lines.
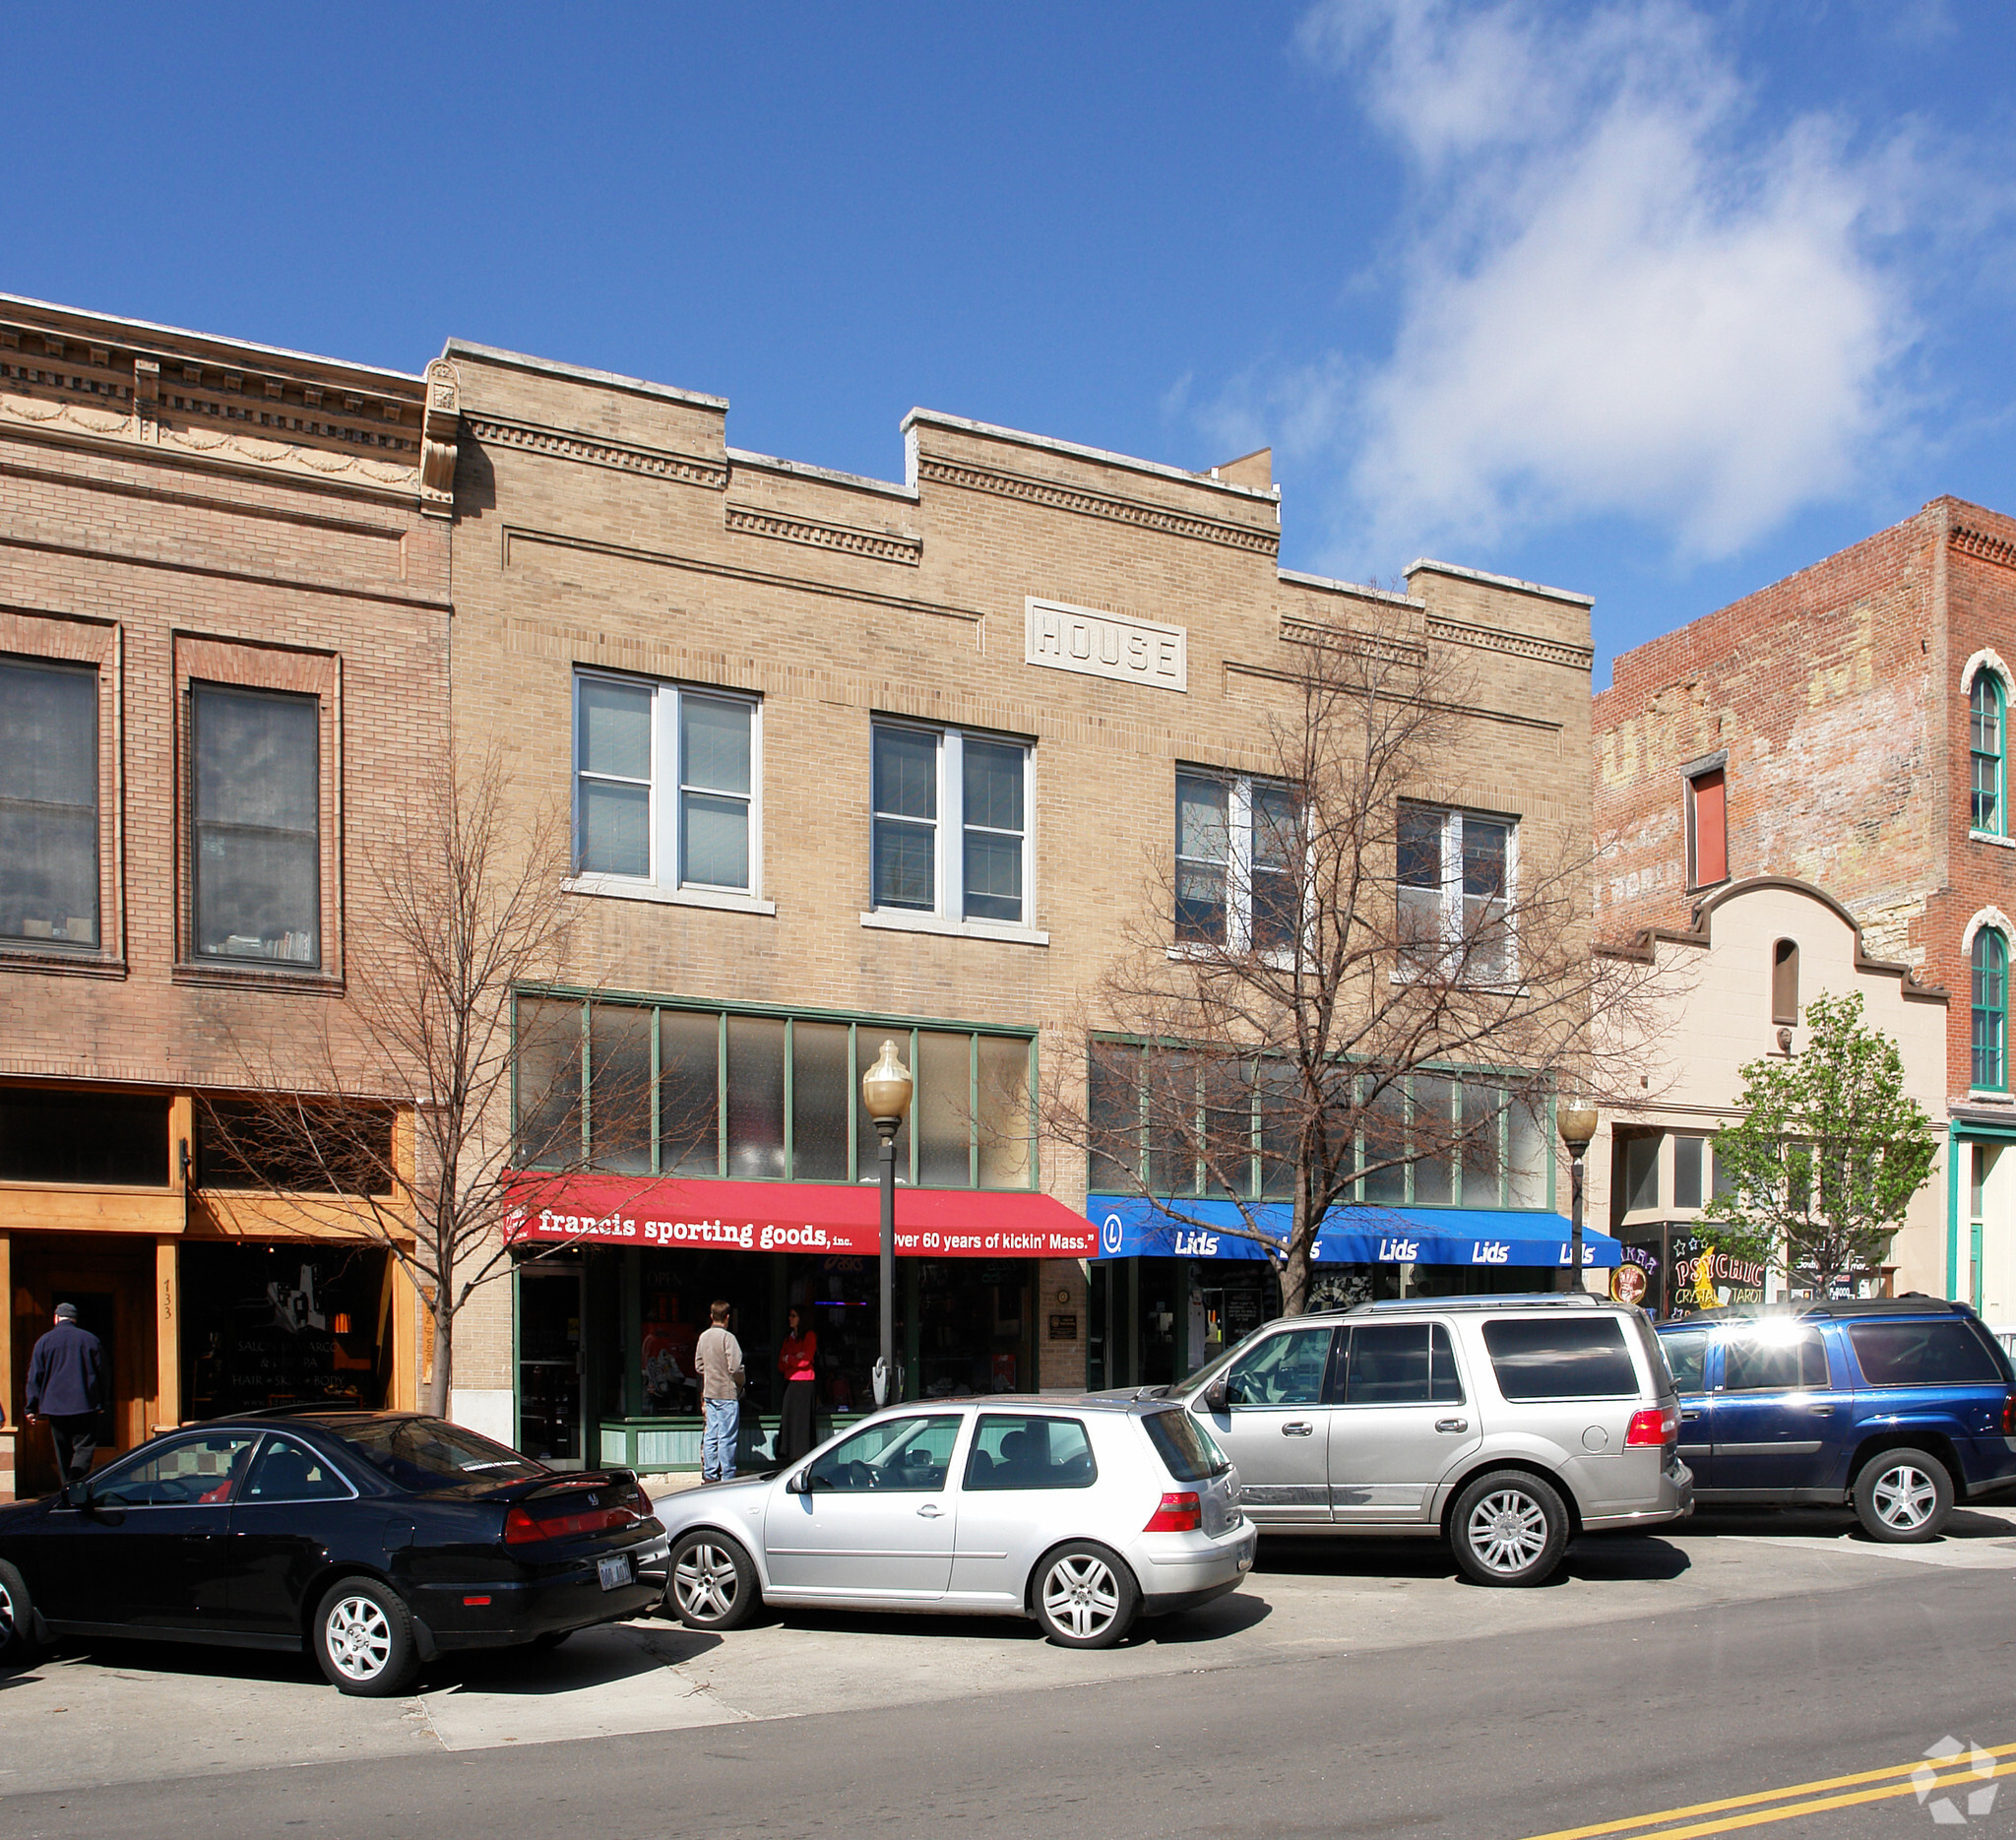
518, 1262, 584, 1467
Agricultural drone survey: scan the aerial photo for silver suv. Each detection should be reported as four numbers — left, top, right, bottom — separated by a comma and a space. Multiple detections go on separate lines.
1169, 1294, 1692, 1585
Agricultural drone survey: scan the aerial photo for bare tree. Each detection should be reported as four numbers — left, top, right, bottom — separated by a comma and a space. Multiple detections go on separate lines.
1043, 611, 1663, 1317
199, 747, 652, 1417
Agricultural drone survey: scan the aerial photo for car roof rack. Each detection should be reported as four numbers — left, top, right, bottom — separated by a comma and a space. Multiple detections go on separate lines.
1345, 1292, 1608, 1315
1671, 1296, 1975, 1324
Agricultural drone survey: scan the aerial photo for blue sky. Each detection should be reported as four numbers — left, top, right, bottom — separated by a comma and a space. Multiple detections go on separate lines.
6, 1, 2013, 678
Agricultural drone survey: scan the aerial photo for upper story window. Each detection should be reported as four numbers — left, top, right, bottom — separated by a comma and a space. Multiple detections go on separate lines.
1174, 770, 1297, 952
574, 671, 758, 898
192, 683, 320, 966
871, 723, 1030, 927
1772, 939, 1799, 1027
1972, 671, 2005, 836
0, 657, 98, 949
1974, 928, 2007, 1091
1685, 765, 1728, 888
1396, 801, 1514, 981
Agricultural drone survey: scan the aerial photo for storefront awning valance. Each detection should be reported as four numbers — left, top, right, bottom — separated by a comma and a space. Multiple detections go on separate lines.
504, 1173, 1099, 1259
1089, 1195, 1621, 1269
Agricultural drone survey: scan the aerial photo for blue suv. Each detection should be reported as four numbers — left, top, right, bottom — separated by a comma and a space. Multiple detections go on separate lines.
1654, 1299, 2016, 1542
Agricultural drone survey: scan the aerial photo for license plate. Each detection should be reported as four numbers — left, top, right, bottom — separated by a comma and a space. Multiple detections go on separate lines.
598, 1554, 632, 1591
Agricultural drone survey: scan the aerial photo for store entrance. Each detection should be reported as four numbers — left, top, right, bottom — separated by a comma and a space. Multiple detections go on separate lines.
10, 1236, 156, 1497
519, 1261, 585, 1466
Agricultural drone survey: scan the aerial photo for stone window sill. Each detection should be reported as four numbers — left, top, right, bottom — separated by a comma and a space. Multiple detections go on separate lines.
859, 910, 1049, 947
172, 963, 345, 996
1970, 830, 2016, 852
565, 876, 777, 918
0, 944, 127, 980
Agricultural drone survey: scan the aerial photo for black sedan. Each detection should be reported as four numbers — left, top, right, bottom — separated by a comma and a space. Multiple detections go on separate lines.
0, 1410, 668, 1695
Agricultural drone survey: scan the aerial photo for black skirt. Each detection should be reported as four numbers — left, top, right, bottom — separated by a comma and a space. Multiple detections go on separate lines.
780, 1376, 818, 1463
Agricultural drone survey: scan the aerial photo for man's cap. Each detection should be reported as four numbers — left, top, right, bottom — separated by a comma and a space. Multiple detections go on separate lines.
53, 1301, 78, 1321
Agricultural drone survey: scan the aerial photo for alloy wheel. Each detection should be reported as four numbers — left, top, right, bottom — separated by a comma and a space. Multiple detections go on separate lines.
1041, 1554, 1120, 1642
1872, 1463, 1940, 1532
673, 1543, 741, 1622
325, 1594, 394, 1683
1467, 1489, 1549, 1575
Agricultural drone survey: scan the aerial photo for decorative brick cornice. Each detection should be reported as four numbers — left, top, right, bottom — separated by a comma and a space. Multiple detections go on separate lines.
1953, 524, 2016, 571
466, 412, 728, 490
1427, 614, 1594, 671
724, 503, 922, 566
915, 455, 1278, 555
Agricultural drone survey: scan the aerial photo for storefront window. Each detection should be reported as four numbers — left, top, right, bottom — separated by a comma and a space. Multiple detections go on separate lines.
181, 1242, 389, 1417
516, 998, 1036, 1188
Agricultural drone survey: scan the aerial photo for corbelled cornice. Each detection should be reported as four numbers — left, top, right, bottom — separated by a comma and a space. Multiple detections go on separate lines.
466, 412, 729, 490
724, 503, 922, 566
1953, 523, 2016, 571
1427, 614, 1595, 671
915, 455, 1279, 555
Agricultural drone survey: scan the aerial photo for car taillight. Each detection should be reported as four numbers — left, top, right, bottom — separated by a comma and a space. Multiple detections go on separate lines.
2003, 1393, 2014, 1436
1625, 1408, 1677, 1448
504, 1500, 643, 1546
1145, 1491, 1202, 1532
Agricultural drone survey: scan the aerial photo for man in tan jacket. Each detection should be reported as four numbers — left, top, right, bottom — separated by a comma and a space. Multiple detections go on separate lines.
694, 1300, 745, 1482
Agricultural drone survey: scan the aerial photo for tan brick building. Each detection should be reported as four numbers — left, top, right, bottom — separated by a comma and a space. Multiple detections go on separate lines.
1593, 497, 2016, 1311
0, 294, 452, 1495
437, 340, 1603, 1470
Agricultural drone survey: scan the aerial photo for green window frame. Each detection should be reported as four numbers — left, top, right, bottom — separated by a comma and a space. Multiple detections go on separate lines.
1972, 671, 2005, 836
1974, 929, 2007, 1092
512, 994, 1038, 1190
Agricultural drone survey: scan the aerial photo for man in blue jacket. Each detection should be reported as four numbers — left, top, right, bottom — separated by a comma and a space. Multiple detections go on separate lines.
26, 1302, 107, 1489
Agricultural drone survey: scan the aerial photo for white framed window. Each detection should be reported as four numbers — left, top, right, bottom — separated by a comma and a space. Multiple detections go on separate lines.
1175, 769, 1297, 953
571, 670, 764, 910
867, 722, 1036, 935
1397, 800, 1516, 982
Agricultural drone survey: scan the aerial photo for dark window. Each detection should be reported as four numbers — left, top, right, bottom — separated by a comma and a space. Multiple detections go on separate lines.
1721, 1328, 1830, 1391
1672, 1136, 1706, 1210
0, 658, 98, 948
1341, 1322, 1463, 1405
964, 1414, 1098, 1491
1142, 1407, 1229, 1482
1849, 1320, 2004, 1387
196, 1098, 394, 1195
92, 1431, 260, 1507
1660, 1329, 1709, 1392
1973, 672, 2004, 834
241, 1432, 353, 1502
871, 725, 938, 912
1974, 931, 2007, 1091
0, 1087, 169, 1185
1175, 772, 1230, 944
1772, 940, 1800, 1027
1622, 1135, 1661, 1213
803, 1415, 962, 1491
191, 684, 320, 966
1226, 1327, 1335, 1407
1481, 1317, 1640, 1400
341, 1419, 545, 1489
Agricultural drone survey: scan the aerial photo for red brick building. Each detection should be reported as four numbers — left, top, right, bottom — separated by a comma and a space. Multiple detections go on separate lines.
0, 294, 454, 1495
1593, 497, 2016, 1311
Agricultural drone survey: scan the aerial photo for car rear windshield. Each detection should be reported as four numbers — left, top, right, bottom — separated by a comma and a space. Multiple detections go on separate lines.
1481, 1317, 1641, 1401
1849, 1320, 2006, 1388
340, 1419, 546, 1490
1142, 1407, 1229, 1482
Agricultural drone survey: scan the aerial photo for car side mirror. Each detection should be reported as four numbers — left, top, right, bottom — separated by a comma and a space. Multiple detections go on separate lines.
1201, 1378, 1229, 1414
785, 1469, 809, 1494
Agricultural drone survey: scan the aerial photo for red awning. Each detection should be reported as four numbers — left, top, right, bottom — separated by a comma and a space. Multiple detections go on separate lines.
502, 1172, 1097, 1259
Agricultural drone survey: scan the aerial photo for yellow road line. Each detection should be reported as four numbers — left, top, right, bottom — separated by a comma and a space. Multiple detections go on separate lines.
1522, 1743, 2016, 1840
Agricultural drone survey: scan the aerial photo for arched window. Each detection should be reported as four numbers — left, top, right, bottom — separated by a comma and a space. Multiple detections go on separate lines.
1974, 928, 2007, 1091
1772, 939, 1799, 1027
1972, 671, 2004, 835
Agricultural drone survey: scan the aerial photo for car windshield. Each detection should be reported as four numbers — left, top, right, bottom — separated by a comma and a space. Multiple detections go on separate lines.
338, 1419, 546, 1490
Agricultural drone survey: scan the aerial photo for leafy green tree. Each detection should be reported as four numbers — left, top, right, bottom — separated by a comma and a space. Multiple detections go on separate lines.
1703, 990, 1937, 1296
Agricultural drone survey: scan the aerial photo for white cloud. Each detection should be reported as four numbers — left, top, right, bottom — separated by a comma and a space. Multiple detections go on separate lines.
1274, 0, 1922, 563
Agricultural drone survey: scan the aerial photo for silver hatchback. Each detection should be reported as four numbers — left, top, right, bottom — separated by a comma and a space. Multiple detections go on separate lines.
1170, 1294, 1692, 1585
651, 1395, 1257, 1648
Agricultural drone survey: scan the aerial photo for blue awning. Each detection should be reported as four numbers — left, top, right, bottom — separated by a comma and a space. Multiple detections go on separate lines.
1088, 1195, 1620, 1269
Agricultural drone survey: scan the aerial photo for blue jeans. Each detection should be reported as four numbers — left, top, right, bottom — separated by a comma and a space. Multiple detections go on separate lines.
702, 1397, 740, 1481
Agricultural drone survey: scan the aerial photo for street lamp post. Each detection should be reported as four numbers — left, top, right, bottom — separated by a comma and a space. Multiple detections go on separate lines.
861, 1038, 914, 1408
1557, 1099, 1600, 1295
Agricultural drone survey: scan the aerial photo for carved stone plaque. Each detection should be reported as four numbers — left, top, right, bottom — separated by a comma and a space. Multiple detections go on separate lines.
1025, 597, 1186, 693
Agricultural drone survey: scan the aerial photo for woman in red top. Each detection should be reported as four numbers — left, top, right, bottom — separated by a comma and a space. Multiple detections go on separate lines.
777, 1306, 819, 1464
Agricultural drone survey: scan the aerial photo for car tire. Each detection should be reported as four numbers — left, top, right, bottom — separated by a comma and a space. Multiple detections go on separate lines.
1854, 1447, 1953, 1543
667, 1531, 761, 1631
312, 1576, 421, 1696
0, 1558, 37, 1666
1450, 1470, 1571, 1587
1030, 1541, 1140, 1649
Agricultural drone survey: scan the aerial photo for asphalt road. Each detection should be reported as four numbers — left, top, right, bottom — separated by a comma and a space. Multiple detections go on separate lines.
7, 1511, 2016, 1839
